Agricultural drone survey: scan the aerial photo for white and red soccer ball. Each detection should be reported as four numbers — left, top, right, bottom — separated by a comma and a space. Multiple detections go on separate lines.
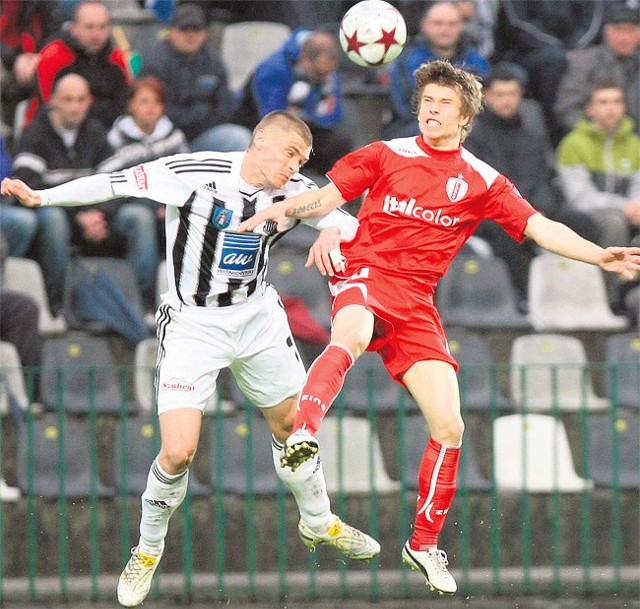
339, 0, 407, 67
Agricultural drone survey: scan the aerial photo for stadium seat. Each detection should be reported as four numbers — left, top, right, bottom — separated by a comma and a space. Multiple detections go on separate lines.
510, 334, 609, 413
436, 254, 530, 329
400, 414, 491, 492
315, 416, 400, 494
113, 413, 210, 496
220, 21, 291, 93
493, 414, 593, 492
268, 246, 332, 331
604, 333, 640, 410
17, 413, 114, 498
527, 253, 628, 331
339, 351, 418, 415
587, 411, 640, 489
209, 410, 281, 494
447, 328, 511, 412
40, 333, 135, 415
3, 257, 66, 335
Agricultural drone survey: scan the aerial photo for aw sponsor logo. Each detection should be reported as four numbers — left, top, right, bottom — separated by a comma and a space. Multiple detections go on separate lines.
133, 165, 148, 190
218, 232, 260, 277
162, 378, 195, 392
382, 194, 460, 227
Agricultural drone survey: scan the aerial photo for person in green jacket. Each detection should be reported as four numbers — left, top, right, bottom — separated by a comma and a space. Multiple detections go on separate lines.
557, 77, 640, 306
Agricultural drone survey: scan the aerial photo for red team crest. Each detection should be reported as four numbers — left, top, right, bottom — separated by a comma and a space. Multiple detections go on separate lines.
446, 174, 468, 202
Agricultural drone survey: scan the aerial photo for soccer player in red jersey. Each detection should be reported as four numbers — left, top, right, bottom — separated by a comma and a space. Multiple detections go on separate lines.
238, 60, 640, 595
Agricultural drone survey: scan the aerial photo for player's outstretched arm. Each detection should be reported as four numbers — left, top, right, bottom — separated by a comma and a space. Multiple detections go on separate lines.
238, 183, 346, 233
525, 212, 640, 280
1, 178, 42, 207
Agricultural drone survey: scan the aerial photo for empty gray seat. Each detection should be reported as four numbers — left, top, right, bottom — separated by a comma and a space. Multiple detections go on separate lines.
437, 254, 530, 329
17, 414, 114, 499
40, 334, 135, 415
604, 333, 640, 410
587, 412, 640, 489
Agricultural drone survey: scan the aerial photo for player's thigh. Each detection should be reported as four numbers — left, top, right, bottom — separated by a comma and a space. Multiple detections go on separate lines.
156, 306, 230, 414
403, 360, 463, 444
230, 298, 305, 409
158, 407, 203, 469
331, 304, 375, 357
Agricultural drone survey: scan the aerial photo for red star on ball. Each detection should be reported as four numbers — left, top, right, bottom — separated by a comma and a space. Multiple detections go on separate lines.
376, 26, 399, 52
345, 30, 367, 54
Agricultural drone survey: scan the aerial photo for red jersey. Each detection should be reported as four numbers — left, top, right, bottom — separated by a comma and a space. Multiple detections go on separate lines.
327, 136, 538, 294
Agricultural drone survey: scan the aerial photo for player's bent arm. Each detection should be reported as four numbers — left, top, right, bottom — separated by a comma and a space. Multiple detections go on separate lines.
286, 182, 346, 219
524, 212, 605, 266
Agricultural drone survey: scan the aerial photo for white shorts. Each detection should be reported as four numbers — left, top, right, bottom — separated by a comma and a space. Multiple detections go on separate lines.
155, 285, 306, 414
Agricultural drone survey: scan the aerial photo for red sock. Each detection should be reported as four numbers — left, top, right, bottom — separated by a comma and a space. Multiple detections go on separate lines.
294, 344, 354, 435
411, 437, 460, 550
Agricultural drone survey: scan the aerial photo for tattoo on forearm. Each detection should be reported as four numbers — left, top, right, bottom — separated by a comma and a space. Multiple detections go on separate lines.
291, 200, 322, 217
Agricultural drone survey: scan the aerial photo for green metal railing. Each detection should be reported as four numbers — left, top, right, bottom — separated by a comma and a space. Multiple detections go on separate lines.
0, 359, 638, 603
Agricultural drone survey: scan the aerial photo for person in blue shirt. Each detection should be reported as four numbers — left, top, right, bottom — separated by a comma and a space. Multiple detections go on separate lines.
384, 1, 490, 139
233, 29, 352, 175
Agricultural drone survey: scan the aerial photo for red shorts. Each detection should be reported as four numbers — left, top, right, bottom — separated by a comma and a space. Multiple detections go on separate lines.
329, 266, 458, 384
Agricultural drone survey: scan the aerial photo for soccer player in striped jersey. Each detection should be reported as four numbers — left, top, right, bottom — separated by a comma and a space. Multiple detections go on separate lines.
1, 110, 380, 607
238, 61, 640, 596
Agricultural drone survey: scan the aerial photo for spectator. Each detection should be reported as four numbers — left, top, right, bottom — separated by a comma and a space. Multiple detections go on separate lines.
102, 76, 190, 256
556, 78, 640, 306
554, 4, 640, 135
234, 28, 352, 176
0, 0, 63, 139
140, 2, 251, 153
494, 0, 606, 145
24, 0, 132, 129
465, 63, 599, 305
9, 73, 159, 313
384, 1, 490, 139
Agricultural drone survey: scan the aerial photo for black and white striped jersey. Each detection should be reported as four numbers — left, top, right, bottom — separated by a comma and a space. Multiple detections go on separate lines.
44, 151, 357, 308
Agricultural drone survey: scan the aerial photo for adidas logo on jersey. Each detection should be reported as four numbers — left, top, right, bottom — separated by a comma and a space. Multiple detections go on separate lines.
382, 194, 460, 227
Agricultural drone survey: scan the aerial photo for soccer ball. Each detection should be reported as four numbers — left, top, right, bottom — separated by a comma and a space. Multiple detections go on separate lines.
339, 0, 407, 68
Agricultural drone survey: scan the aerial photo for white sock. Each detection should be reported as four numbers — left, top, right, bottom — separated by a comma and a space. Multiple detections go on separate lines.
138, 458, 189, 556
272, 436, 333, 532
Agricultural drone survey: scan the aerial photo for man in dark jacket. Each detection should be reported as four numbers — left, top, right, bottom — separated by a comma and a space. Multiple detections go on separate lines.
24, 0, 131, 129
140, 2, 250, 153
8, 73, 158, 312
464, 63, 598, 304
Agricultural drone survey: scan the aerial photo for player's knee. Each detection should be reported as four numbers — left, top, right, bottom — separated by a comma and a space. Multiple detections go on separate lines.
159, 445, 196, 474
432, 415, 464, 447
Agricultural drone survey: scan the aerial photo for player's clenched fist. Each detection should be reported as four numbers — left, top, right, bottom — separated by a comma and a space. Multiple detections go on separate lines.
0, 178, 42, 207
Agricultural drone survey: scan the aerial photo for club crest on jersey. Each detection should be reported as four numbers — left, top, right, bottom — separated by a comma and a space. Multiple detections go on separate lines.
446, 174, 468, 202
212, 206, 232, 229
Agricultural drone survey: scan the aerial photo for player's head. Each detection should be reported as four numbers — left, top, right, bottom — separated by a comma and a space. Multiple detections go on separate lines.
412, 59, 483, 144
246, 111, 313, 188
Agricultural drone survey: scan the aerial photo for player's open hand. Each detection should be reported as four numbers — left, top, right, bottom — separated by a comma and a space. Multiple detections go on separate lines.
599, 246, 640, 279
237, 203, 289, 234
0, 178, 42, 207
307, 227, 346, 276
